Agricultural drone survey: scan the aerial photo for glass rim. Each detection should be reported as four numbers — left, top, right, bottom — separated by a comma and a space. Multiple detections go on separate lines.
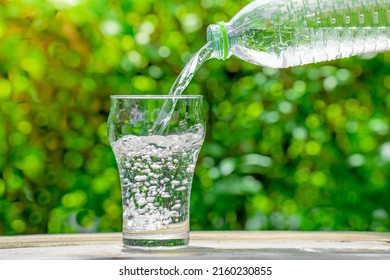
110, 95, 203, 99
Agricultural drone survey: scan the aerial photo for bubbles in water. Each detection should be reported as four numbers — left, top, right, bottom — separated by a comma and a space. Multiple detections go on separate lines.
111, 127, 204, 232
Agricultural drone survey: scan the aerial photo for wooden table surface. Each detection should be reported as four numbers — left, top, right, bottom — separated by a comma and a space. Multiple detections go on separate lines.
0, 231, 389, 260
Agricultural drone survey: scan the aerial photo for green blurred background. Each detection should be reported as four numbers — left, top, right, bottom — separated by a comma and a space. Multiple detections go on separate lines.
1, 0, 389, 235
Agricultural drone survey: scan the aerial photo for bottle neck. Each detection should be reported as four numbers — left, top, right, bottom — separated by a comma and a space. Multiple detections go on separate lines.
207, 21, 232, 60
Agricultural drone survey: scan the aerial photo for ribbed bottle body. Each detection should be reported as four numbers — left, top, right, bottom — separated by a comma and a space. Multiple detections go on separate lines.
210, 0, 390, 67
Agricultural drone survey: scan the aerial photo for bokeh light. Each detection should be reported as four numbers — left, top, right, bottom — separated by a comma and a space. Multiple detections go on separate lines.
0, 0, 389, 235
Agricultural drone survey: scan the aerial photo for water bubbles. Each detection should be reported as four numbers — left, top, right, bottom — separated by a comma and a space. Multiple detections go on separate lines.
141, 155, 150, 160
142, 168, 151, 174
137, 207, 148, 215
151, 163, 161, 170
187, 164, 195, 173
170, 211, 179, 217
134, 193, 142, 200
112, 133, 202, 232
161, 193, 170, 198
167, 163, 175, 170
135, 175, 148, 182
150, 190, 157, 196
172, 204, 181, 210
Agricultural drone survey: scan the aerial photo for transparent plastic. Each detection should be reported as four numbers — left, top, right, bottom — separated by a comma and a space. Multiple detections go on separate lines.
207, 0, 390, 68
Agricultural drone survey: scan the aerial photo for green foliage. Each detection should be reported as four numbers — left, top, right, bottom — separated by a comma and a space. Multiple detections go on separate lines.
1, 0, 389, 234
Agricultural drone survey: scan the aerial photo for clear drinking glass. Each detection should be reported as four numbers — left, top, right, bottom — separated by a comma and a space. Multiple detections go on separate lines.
107, 95, 205, 248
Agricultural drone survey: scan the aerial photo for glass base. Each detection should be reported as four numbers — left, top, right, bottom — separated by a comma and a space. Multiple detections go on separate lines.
123, 233, 188, 249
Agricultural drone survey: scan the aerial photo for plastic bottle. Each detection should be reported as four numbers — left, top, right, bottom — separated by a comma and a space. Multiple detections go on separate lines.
207, 0, 390, 68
